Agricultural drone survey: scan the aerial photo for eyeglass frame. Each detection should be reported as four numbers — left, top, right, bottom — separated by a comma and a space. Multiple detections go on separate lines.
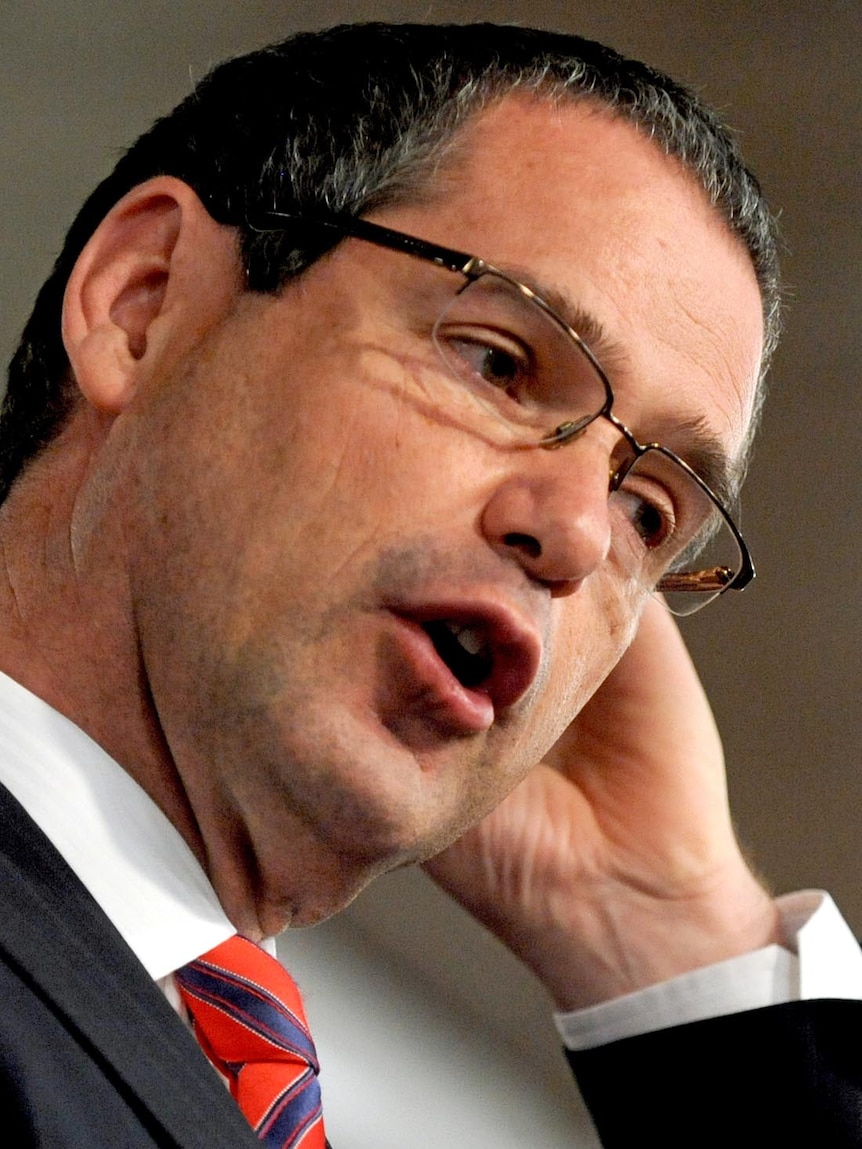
249, 209, 755, 603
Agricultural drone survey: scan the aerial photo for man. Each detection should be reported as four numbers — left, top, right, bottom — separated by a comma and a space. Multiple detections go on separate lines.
0, 21, 858, 1147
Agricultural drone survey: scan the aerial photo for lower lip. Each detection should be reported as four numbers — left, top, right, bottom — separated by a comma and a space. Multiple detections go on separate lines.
391, 615, 495, 733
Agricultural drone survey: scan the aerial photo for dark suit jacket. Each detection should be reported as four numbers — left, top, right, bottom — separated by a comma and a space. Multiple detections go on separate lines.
569, 992, 862, 1145
0, 781, 258, 1147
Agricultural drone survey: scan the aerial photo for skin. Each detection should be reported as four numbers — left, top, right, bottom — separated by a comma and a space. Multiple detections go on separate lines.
0, 96, 777, 1004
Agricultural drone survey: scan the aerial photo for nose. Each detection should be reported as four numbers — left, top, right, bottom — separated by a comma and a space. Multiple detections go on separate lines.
481, 436, 613, 592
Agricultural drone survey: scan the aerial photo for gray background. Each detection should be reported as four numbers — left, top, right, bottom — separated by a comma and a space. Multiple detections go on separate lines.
1, 2, 860, 1144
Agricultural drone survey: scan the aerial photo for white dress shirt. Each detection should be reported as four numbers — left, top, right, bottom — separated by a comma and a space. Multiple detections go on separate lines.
0, 667, 859, 1052
0, 668, 236, 1002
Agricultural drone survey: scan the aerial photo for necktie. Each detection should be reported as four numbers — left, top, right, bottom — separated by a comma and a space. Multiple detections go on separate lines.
175, 936, 326, 1149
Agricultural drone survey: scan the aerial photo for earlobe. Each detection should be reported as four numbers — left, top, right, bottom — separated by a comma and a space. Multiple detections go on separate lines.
61, 177, 231, 415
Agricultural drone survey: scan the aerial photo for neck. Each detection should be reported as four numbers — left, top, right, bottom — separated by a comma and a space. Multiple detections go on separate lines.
0, 428, 208, 870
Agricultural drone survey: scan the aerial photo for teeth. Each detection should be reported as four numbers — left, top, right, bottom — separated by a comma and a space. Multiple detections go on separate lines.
427, 620, 493, 688
444, 622, 486, 657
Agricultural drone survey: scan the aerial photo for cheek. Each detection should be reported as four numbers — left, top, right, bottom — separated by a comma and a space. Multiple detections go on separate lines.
266, 401, 493, 571
528, 586, 642, 755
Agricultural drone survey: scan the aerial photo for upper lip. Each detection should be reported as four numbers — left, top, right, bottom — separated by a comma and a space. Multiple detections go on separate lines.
392, 595, 544, 715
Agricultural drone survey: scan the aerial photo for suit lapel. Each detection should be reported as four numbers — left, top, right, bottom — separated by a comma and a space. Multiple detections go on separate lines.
0, 782, 258, 1148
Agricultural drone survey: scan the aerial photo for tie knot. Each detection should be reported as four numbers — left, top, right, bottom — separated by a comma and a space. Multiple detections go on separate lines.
176, 936, 325, 1148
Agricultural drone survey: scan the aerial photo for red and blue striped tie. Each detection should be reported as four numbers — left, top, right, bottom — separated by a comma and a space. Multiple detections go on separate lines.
176, 936, 326, 1149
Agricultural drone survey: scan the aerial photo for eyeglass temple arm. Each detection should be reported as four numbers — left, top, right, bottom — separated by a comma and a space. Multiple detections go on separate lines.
658, 559, 754, 595
252, 210, 480, 277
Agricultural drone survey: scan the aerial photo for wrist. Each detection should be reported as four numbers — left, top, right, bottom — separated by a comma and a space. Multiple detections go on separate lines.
521, 870, 782, 1011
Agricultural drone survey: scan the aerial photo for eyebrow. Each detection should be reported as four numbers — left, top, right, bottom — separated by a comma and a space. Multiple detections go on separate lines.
654, 412, 742, 506
492, 261, 633, 378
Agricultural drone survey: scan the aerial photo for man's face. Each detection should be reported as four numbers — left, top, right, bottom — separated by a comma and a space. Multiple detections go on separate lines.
109, 98, 764, 930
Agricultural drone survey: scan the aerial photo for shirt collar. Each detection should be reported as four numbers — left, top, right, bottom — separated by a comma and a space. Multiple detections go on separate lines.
0, 670, 236, 979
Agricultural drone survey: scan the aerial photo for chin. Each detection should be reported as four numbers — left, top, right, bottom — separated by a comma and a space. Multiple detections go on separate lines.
257, 845, 403, 933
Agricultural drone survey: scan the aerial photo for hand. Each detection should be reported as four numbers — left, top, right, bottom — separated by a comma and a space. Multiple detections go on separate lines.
425, 598, 780, 1010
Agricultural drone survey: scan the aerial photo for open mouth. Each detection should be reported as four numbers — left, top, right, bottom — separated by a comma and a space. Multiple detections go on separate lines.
393, 601, 541, 720
423, 620, 493, 690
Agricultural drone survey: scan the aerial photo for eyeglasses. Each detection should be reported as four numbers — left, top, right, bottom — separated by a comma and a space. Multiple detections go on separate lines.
252, 211, 755, 615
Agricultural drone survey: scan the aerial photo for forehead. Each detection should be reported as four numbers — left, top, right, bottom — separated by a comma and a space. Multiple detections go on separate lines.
377, 95, 765, 469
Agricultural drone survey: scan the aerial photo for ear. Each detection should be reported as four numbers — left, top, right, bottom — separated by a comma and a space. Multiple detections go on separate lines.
61, 177, 241, 415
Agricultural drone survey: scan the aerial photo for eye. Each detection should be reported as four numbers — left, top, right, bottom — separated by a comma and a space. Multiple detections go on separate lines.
459, 341, 519, 389
609, 452, 684, 556
611, 484, 674, 550
437, 326, 533, 401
